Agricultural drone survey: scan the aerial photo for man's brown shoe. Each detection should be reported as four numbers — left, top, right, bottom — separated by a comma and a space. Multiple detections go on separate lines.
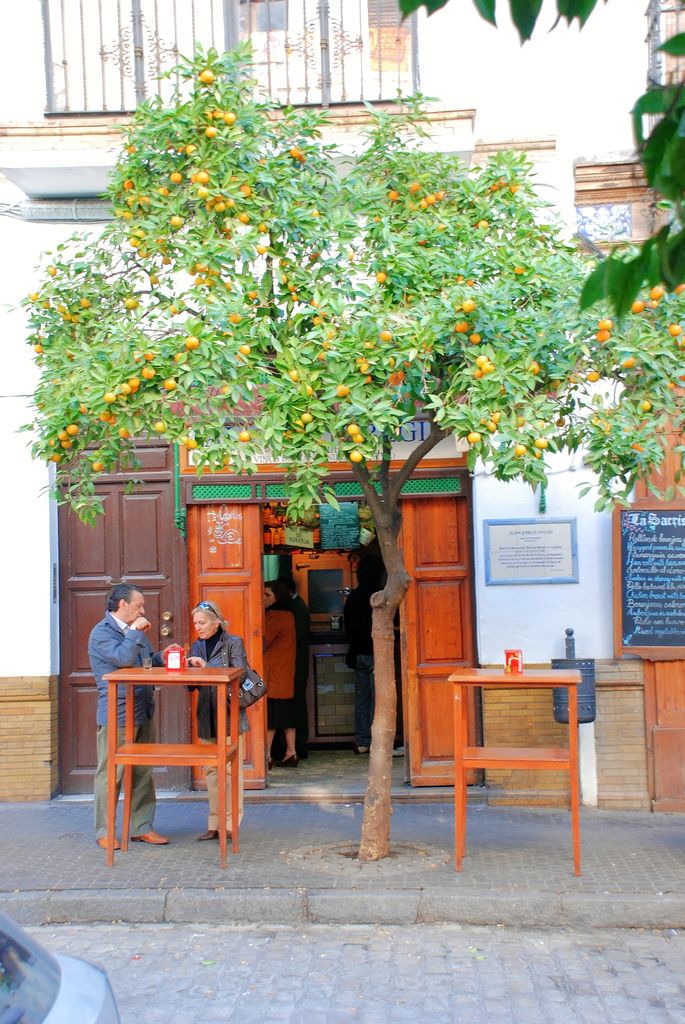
96, 836, 120, 850
197, 829, 232, 841
131, 830, 169, 845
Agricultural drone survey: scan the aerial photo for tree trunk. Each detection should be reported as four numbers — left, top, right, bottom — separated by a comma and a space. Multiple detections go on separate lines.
357, 532, 410, 861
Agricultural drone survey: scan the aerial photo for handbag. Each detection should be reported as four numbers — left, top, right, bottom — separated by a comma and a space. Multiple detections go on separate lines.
239, 666, 267, 709
214, 634, 267, 709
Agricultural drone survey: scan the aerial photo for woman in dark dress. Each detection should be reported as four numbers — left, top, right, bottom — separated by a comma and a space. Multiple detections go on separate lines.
264, 580, 297, 767
186, 600, 248, 840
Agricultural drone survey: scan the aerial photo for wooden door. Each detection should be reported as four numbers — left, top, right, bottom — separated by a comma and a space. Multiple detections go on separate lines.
401, 495, 477, 785
59, 444, 188, 793
187, 503, 267, 788
644, 660, 685, 811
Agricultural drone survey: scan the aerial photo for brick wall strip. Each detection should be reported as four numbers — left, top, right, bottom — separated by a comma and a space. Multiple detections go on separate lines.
0, 676, 59, 801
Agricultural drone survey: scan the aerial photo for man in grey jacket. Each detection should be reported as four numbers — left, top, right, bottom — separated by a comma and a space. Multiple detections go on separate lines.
89, 583, 169, 848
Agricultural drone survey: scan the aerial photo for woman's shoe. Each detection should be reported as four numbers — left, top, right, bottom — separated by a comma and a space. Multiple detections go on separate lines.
276, 753, 299, 767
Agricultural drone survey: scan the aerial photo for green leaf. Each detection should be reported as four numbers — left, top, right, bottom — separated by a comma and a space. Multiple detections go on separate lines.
472, 0, 497, 24
510, 0, 544, 41
660, 32, 685, 56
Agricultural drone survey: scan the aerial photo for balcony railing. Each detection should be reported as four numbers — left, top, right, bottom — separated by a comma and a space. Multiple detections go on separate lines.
41, 0, 418, 115
647, 0, 685, 86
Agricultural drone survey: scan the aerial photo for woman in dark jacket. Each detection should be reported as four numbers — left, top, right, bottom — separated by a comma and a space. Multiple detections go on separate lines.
264, 579, 297, 767
186, 600, 248, 840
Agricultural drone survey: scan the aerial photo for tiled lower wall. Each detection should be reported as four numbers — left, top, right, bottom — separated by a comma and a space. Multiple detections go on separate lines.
481, 661, 649, 809
0, 676, 59, 801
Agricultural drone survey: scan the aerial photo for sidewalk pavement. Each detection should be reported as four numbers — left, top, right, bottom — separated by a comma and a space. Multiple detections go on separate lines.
1, 794, 684, 930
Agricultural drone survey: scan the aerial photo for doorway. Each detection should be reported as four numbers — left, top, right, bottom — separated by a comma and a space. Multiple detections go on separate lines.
186, 489, 476, 791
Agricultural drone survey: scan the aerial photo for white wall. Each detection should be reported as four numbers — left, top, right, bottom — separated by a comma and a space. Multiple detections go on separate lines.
472, 452, 614, 665
0, 213, 74, 676
420, 0, 645, 158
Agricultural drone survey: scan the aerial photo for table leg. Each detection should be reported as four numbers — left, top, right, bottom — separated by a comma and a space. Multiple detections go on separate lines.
106, 683, 117, 867
217, 682, 227, 869
568, 684, 581, 876
121, 687, 135, 851
453, 684, 466, 871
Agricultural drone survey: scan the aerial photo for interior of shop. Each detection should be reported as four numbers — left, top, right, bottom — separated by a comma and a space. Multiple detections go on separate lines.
260, 501, 404, 785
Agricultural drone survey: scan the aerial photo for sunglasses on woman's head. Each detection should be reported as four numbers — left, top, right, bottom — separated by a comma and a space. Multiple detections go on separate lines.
197, 601, 217, 615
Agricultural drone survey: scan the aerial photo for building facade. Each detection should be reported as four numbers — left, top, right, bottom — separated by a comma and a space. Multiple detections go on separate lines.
0, 0, 679, 812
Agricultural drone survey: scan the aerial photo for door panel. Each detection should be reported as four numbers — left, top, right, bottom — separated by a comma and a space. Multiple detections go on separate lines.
402, 496, 477, 785
645, 660, 685, 811
187, 503, 266, 788
59, 446, 188, 793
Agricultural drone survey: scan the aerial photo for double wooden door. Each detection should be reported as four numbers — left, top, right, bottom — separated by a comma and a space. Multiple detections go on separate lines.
58, 445, 187, 793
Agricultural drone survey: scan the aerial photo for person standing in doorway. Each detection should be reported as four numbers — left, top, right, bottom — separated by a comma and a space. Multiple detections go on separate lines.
344, 556, 385, 754
88, 583, 169, 849
264, 579, 297, 767
280, 578, 311, 760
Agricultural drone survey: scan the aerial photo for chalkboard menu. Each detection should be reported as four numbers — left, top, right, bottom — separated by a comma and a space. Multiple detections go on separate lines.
619, 509, 685, 651
319, 502, 360, 550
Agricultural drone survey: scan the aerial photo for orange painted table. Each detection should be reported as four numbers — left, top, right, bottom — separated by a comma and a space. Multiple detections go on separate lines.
104, 666, 242, 868
449, 667, 582, 876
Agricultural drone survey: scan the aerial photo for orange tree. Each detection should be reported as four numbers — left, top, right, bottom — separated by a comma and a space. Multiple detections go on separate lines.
23, 46, 685, 859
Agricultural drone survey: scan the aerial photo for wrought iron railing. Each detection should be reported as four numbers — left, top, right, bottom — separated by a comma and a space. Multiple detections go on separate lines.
647, 0, 685, 86
41, 0, 418, 114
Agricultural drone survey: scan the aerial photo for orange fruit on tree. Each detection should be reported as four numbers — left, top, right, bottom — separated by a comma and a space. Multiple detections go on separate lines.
185, 336, 200, 350
239, 344, 251, 356
587, 370, 600, 382
454, 321, 469, 333
467, 431, 481, 444
409, 181, 421, 193
461, 298, 476, 313
336, 384, 350, 398
376, 271, 387, 284
631, 300, 645, 313
668, 324, 682, 336
379, 330, 393, 342
349, 449, 364, 463
169, 215, 184, 228
223, 111, 237, 125
185, 438, 198, 450
141, 366, 156, 380
92, 461, 104, 472
596, 329, 610, 344
119, 382, 131, 395
597, 318, 613, 331
514, 443, 527, 457
162, 378, 177, 391
238, 429, 251, 442
205, 126, 218, 139
641, 399, 652, 412
238, 212, 250, 224
153, 421, 166, 433
103, 392, 117, 404
128, 377, 140, 392
622, 356, 636, 369
169, 171, 182, 184
650, 285, 665, 301
228, 313, 242, 324
118, 427, 131, 439
199, 68, 215, 84
533, 438, 549, 450
469, 333, 481, 345
288, 369, 299, 382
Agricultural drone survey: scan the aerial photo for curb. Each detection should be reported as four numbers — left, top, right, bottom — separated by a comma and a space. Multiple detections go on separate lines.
3, 887, 685, 930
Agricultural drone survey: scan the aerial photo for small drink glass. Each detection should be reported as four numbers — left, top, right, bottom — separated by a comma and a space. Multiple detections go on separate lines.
142, 656, 153, 670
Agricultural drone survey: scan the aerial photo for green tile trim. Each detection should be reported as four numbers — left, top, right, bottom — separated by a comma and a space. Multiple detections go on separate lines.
192, 484, 253, 499
265, 484, 288, 498
401, 476, 462, 494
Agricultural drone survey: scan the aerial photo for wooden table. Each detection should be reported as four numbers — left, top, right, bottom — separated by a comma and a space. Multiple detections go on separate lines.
449, 667, 582, 876
103, 666, 242, 868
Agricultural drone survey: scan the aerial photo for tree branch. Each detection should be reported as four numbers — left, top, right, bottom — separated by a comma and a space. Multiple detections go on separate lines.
387, 418, 449, 506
